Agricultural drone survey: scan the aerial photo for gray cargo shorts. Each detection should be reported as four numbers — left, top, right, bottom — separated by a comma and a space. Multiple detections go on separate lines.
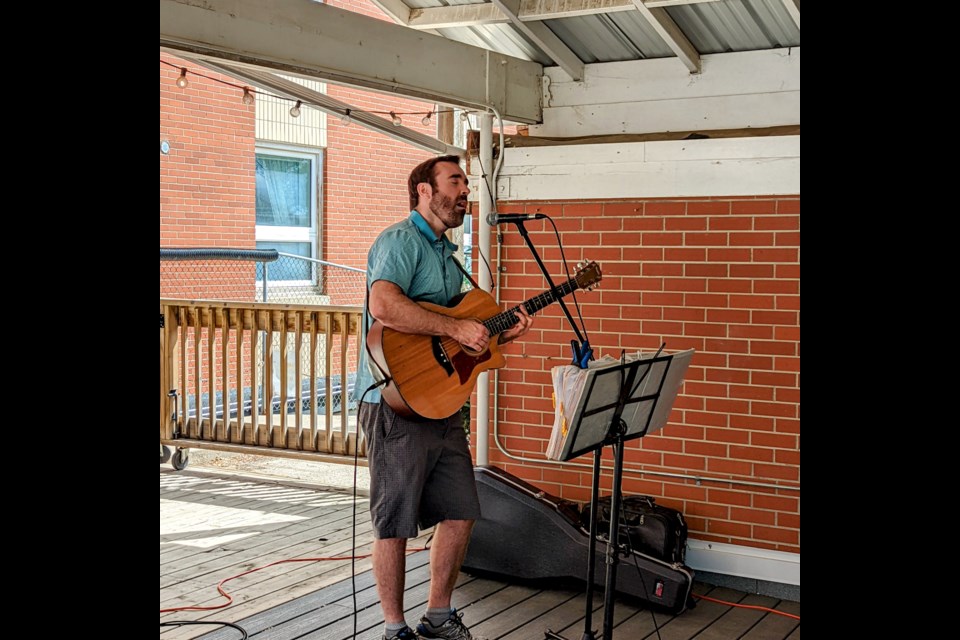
359, 400, 481, 539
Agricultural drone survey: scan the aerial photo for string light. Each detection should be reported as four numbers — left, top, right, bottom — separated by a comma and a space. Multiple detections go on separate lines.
162, 59, 470, 126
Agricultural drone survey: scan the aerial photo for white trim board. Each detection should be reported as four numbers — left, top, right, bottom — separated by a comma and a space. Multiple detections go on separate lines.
488, 136, 800, 200
686, 538, 800, 586
535, 48, 800, 137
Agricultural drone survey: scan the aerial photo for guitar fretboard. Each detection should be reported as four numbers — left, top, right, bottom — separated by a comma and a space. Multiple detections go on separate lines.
483, 277, 582, 335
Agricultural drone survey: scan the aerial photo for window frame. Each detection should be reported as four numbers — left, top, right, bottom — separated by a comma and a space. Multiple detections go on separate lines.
254, 142, 323, 286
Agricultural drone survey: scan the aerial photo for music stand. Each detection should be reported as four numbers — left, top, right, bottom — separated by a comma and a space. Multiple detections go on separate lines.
545, 348, 693, 640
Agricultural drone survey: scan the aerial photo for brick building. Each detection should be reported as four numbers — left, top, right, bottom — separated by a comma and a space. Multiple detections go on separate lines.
161, 0, 800, 595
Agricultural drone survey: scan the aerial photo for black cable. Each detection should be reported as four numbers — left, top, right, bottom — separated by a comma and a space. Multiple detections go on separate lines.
352, 380, 388, 639
545, 216, 591, 345
475, 239, 497, 292
471, 133, 499, 215
159, 620, 248, 639
618, 499, 664, 640
628, 553, 664, 640
470, 152, 499, 288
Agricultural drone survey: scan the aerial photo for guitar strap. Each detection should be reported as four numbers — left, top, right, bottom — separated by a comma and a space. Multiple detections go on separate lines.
452, 255, 481, 291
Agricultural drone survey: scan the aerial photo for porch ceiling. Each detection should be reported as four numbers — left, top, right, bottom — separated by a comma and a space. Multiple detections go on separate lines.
159, 0, 543, 124
160, 0, 800, 128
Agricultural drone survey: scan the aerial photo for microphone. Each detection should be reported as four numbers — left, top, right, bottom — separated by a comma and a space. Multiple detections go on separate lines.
486, 212, 547, 225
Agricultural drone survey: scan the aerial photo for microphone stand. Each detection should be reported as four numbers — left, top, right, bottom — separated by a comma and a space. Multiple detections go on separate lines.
505, 219, 598, 640
508, 220, 592, 366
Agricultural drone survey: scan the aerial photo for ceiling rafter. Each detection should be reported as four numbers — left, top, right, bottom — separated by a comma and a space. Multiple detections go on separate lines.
780, 0, 800, 29
407, 0, 723, 30
370, 0, 444, 36
409, 4, 508, 29
490, 0, 585, 81
646, 0, 722, 6
368, 0, 412, 25
628, 0, 701, 72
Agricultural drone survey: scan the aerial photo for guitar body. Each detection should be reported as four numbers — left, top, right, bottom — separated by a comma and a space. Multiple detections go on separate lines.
365, 260, 602, 421
366, 289, 508, 420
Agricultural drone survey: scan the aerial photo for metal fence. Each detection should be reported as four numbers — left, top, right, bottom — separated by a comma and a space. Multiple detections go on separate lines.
159, 248, 366, 306
160, 249, 366, 469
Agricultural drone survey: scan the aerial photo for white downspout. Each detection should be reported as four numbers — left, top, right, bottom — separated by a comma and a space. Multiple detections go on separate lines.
475, 112, 494, 466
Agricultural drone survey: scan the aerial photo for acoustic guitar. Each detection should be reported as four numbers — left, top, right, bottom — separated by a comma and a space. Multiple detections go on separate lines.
366, 261, 602, 420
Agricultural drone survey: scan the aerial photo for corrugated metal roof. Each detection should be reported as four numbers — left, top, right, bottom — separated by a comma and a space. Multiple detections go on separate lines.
394, 0, 799, 67
437, 23, 554, 65
669, 0, 800, 54
545, 13, 675, 63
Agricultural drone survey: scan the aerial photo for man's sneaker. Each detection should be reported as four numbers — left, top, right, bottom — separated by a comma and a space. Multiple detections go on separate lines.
416, 608, 477, 639
383, 626, 418, 640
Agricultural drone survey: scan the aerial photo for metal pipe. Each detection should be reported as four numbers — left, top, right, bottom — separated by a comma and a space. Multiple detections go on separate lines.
491, 427, 799, 492
475, 111, 494, 466
262, 262, 268, 302
275, 252, 365, 272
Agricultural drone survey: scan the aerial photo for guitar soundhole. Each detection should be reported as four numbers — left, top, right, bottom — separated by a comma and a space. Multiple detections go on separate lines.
431, 337, 455, 376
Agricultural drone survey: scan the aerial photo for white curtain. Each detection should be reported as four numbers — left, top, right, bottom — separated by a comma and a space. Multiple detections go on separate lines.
256, 156, 300, 225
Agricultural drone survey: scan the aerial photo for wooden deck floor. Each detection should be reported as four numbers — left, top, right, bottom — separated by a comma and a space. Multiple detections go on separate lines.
160, 468, 800, 640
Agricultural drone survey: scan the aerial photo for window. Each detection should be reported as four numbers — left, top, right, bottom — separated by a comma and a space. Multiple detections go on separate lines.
255, 145, 322, 283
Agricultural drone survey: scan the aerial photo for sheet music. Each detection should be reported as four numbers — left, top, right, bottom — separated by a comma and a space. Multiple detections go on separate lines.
546, 349, 694, 461
547, 362, 597, 460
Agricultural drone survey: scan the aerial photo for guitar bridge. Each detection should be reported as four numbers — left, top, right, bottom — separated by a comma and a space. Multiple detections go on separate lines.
431, 337, 455, 376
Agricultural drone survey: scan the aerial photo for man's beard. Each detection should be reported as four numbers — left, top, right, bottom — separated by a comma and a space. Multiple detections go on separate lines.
429, 192, 466, 228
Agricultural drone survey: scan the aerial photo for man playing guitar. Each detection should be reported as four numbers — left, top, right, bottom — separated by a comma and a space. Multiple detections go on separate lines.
354, 154, 533, 640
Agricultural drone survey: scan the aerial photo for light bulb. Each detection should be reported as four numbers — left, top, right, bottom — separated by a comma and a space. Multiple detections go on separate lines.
390, 111, 402, 126
460, 111, 470, 122
421, 113, 432, 126
289, 100, 302, 118
176, 68, 189, 89
242, 88, 255, 105
340, 109, 351, 125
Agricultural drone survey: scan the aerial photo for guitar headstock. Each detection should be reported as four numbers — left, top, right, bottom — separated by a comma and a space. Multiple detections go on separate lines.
575, 260, 602, 291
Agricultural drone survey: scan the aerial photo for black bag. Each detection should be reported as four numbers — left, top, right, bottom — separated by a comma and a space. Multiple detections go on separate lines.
583, 494, 688, 564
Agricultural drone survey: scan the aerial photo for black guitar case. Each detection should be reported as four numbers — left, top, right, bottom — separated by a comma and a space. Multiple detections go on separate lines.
462, 465, 695, 614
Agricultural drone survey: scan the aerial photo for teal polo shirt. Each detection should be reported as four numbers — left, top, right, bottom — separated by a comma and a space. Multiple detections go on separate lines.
354, 210, 465, 405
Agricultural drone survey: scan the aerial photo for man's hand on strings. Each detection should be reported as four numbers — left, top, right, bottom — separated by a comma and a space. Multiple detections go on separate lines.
499, 305, 533, 344
451, 318, 491, 352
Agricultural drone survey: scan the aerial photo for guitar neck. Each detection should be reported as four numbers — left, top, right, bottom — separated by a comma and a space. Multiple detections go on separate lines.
483, 277, 581, 335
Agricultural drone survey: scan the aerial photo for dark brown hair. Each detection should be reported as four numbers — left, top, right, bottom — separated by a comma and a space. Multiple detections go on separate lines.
408, 154, 463, 210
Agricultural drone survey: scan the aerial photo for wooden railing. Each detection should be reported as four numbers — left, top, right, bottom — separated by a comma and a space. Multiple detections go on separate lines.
160, 299, 365, 463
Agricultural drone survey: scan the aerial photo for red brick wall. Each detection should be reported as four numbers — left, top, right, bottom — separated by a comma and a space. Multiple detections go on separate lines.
322, 84, 435, 268
159, 58, 256, 250
475, 196, 801, 554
